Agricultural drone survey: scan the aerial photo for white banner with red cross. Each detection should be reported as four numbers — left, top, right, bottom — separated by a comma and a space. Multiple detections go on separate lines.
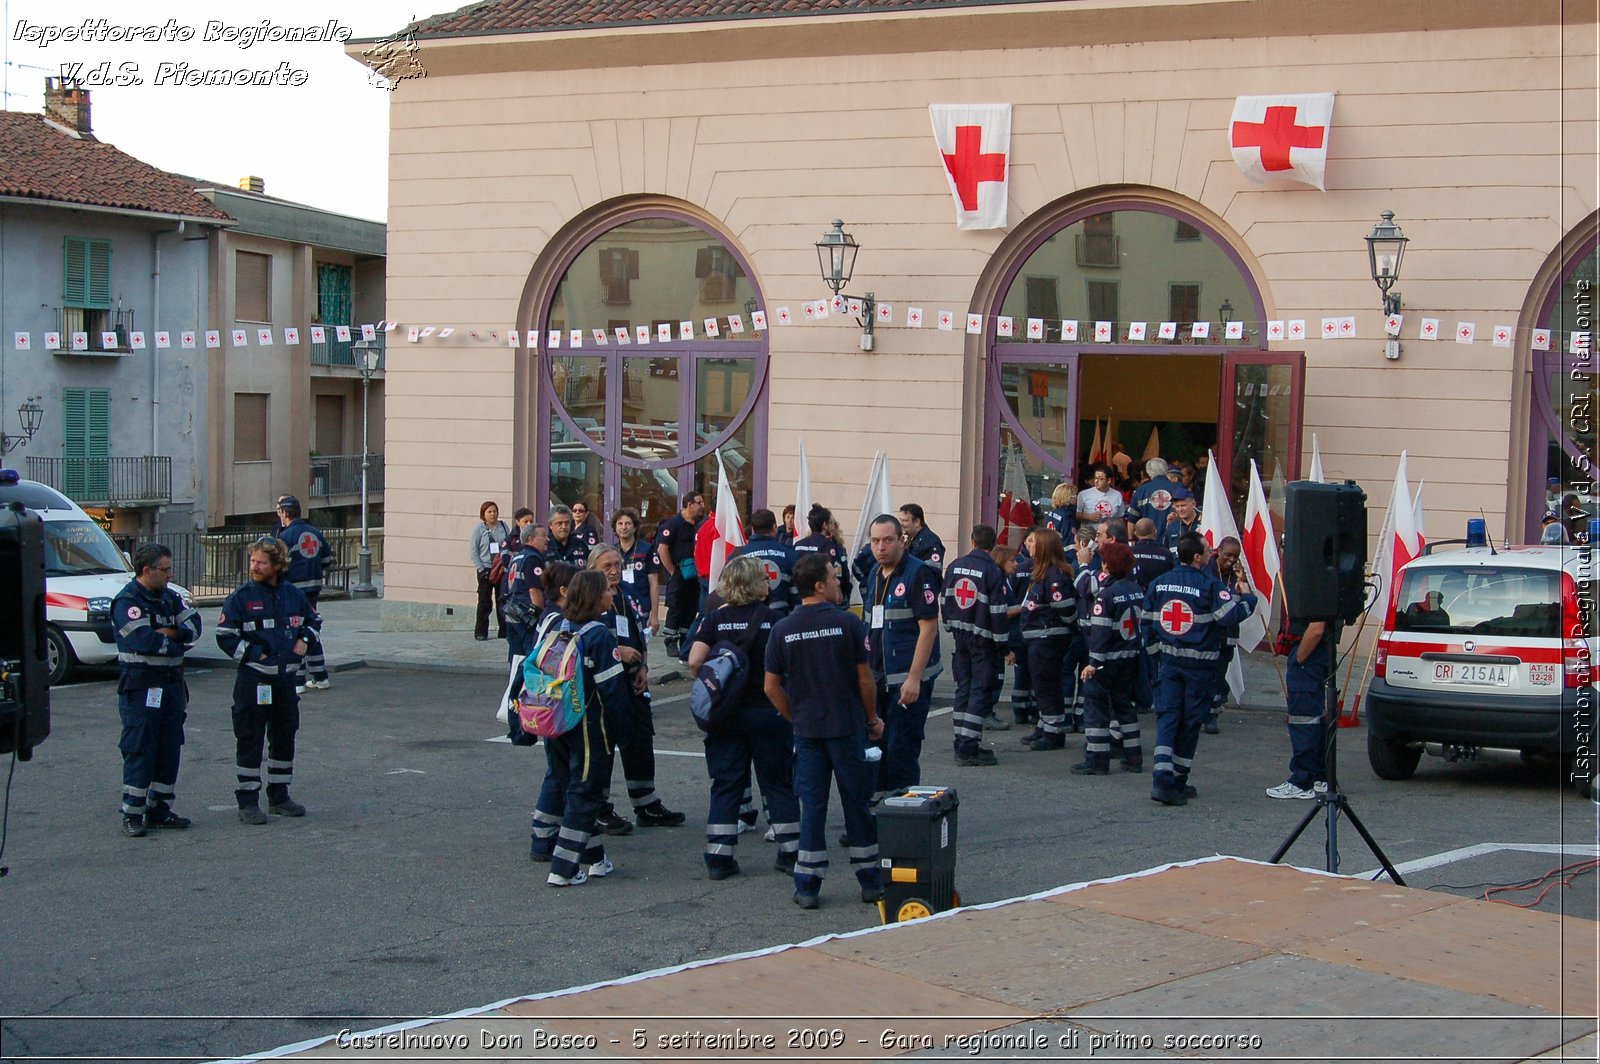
929, 104, 1012, 230
1229, 93, 1335, 191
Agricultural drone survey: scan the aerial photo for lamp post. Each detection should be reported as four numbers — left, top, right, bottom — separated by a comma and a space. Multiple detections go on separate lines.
1365, 210, 1407, 317
0, 396, 43, 455
351, 342, 380, 598
815, 219, 877, 351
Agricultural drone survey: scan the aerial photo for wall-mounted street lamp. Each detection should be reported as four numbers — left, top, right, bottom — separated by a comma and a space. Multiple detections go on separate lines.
1218, 299, 1234, 331
1365, 210, 1407, 317
815, 219, 877, 351
0, 397, 43, 454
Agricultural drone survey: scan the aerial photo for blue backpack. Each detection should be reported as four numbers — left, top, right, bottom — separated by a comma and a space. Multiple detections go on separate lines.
689, 639, 750, 732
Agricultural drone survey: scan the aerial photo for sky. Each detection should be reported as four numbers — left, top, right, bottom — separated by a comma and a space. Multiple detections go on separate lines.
2, 0, 431, 221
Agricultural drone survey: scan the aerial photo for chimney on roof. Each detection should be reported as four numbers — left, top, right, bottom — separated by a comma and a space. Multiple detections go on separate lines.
239, 176, 265, 194
43, 77, 92, 137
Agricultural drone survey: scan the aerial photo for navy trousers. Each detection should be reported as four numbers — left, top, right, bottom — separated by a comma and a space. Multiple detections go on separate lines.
793, 733, 881, 898
118, 678, 186, 816
703, 703, 800, 873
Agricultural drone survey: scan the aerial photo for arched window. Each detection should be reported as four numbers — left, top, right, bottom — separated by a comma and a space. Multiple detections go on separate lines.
982, 200, 1292, 538
1526, 234, 1598, 542
534, 212, 767, 538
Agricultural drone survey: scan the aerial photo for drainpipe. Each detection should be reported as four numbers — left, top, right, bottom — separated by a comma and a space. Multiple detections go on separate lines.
151, 220, 185, 460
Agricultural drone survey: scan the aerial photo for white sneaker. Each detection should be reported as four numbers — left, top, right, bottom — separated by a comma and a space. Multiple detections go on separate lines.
1312, 780, 1329, 794
763, 826, 777, 842
583, 856, 615, 878
1265, 781, 1316, 800
306, 679, 331, 690
737, 819, 757, 834
547, 868, 589, 887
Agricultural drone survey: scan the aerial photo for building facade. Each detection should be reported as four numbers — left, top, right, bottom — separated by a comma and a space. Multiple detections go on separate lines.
357, 0, 1598, 620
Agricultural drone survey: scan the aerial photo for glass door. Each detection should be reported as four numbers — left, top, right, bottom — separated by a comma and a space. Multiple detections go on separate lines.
1219, 351, 1305, 523
984, 352, 1078, 543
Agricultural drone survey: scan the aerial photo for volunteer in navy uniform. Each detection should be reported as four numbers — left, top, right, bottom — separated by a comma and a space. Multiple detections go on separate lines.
1129, 518, 1173, 713
569, 500, 603, 556
589, 546, 686, 831
863, 514, 943, 792
940, 523, 1008, 767
1205, 537, 1245, 735
112, 543, 202, 836
544, 504, 590, 568
686, 555, 799, 880
504, 522, 548, 656
764, 553, 884, 910
1072, 541, 1145, 774
1142, 532, 1256, 806
275, 495, 332, 691
612, 508, 659, 628
1044, 482, 1078, 543
1127, 458, 1180, 527
1266, 616, 1331, 800
216, 537, 319, 824
794, 504, 848, 591
656, 491, 706, 655
732, 508, 799, 618
898, 503, 946, 572
1020, 528, 1078, 750
1160, 485, 1202, 557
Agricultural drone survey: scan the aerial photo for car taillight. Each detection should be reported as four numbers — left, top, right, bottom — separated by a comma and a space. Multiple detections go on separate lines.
1374, 637, 1389, 679
45, 591, 90, 612
1561, 574, 1592, 688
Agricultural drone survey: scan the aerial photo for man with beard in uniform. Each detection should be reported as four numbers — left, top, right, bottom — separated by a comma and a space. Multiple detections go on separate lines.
940, 524, 1007, 767
1143, 533, 1255, 806
898, 503, 946, 573
545, 504, 590, 567
864, 514, 943, 790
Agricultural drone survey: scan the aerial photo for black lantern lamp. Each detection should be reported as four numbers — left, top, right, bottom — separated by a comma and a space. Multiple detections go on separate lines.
815, 219, 876, 351
1365, 210, 1407, 317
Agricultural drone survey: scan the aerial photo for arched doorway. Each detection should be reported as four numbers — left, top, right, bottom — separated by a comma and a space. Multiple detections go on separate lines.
532, 208, 768, 539
1523, 223, 1597, 542
982, 200, 1300, 536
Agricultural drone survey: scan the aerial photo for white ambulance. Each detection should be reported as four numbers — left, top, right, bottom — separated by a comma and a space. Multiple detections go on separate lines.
0, 470, 191, 685
1365, 525, 1596, 797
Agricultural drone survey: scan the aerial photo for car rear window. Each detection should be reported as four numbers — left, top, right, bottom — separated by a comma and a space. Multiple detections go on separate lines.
1392, 566, 1561, 638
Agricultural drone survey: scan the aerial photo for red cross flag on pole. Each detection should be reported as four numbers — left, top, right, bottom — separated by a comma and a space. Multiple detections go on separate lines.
929, 104, 1012, 230
1229, 93, 1336, 191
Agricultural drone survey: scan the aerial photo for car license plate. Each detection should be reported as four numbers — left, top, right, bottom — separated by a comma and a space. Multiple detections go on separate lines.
1433, 662, 1510, 687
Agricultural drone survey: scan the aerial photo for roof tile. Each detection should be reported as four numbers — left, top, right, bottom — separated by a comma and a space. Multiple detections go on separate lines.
0, 112, 232, 221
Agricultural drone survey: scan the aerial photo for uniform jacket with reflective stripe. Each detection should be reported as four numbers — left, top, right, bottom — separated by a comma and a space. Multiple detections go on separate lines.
1142, 564, 1256, 661
1084, 575, 1145, 663
864, 553, 943, 685
216, 579, 319, 676
733, 535, 799, 617
278, 519, 332, 590
907, 527, 946, 572
112, 577, 200, 686
941, 549, 1010, 643
1021, 565, 1078, 640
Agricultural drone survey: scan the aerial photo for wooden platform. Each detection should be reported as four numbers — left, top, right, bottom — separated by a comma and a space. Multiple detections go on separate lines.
274, 857, 1597, 1062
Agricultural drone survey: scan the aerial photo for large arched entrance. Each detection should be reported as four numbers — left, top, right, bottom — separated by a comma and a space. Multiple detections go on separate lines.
1521, 218, 1597, 542
530, 207, 768, 539
981, 199, 1300, 535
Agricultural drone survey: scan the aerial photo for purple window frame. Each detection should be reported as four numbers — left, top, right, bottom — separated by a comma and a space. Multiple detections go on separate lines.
1523, 233, 1597, 542
532, 206, 769, 519
980, 200, 1268, 505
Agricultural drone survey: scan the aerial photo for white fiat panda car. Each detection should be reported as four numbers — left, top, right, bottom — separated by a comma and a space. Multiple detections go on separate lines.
1366, 525, 1596, 796
0, 470, 191, 685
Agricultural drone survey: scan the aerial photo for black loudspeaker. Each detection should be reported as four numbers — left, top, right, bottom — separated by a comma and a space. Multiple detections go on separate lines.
0, 500, 51, 759
1283, 480, 1368, 624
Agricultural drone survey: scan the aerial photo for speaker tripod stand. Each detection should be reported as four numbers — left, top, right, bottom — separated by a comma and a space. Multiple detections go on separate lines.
1268, 620, 1406, 884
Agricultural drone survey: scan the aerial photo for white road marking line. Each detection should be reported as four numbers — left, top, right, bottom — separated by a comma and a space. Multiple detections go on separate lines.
1355, 841, 1600, 880
385, 768, 426, 775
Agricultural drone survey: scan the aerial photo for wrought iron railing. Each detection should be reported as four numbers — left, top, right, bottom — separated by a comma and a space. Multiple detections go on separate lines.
310, 336, 385, 369
111, 527, 383, 600
27, 456, 172, 506
308, 454, 384, 499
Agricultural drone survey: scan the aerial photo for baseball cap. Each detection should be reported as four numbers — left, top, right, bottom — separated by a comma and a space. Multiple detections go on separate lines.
1541, 509, 1559, 523
277, 495, 302, 517
1168, 485, 1194, 501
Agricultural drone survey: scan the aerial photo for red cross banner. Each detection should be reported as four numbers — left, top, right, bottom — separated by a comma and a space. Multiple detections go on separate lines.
929, 104, 1012, 230
1229, 93, 1336, 191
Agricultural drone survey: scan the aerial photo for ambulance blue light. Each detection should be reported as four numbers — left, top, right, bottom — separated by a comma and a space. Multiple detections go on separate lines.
1465, 518, 1487, 547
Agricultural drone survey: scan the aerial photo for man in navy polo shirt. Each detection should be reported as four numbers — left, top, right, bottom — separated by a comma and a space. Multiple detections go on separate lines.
863, 514, 942, 794
765, 553, 884, 910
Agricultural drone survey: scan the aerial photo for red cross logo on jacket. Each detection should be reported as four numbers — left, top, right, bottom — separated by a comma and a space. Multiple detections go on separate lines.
1159, 600, 1195, 636
952, 577, 979, 610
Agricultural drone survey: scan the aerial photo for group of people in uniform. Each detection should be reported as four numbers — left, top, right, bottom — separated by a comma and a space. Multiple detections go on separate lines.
113, 495, 333, 836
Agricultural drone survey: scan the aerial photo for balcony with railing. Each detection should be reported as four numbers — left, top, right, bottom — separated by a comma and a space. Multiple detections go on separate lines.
311, 335, 385, 372
308, 453, 384, 500
27, 456, 172, 506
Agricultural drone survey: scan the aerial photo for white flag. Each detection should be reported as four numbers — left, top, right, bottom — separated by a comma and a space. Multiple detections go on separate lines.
707, 450, 746, 591
1229, 93, 1336, 191
928, 104, 1012, 230
795, 436, 814, 539
1237, 462, 1279, 653
852, 450, 895, 561
1308, 432, 1325, 484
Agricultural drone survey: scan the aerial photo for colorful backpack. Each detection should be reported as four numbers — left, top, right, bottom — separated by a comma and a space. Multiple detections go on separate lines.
516, 621, 599, 739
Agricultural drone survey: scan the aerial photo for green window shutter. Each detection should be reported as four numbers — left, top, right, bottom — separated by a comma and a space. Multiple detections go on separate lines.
62, 388, 86, 497
63, 238, 87, 305
85, 388, 109, 497
62, 238, 112, 309
86, 240, 111, 309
